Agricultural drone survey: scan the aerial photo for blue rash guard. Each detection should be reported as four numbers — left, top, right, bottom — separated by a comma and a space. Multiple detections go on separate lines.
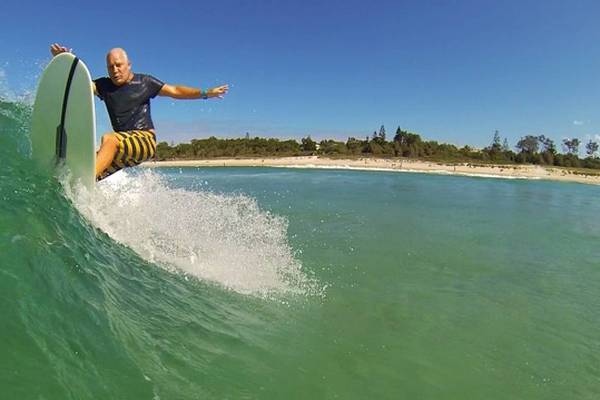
93, 73, 164, 131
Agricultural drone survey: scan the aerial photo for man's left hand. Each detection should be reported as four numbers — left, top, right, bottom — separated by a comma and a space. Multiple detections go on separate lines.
209, 84, 229, 99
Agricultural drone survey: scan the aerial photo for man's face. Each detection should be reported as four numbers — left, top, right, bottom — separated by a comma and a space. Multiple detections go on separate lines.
106, 52, 132, 86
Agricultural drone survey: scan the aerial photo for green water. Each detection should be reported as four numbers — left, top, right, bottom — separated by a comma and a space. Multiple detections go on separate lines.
1, 100, 600, 399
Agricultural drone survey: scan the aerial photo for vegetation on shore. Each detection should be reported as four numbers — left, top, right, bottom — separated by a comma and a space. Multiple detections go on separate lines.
156, 126, 600, 170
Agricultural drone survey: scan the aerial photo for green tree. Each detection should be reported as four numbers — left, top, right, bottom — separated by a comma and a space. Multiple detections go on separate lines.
538, 135, 556, 154
492, 130, 502, 151
394, 129, 421, 145
485, 130, 504, 161
156, 141, 175, 160
562, 138, 580, 155
346, 137, 363, 155
368, 141, 383, 155
301, 136, 317, 153
175, 143, 194, 158
585, 140, 599, 158
537, 135, 556, 165
318, 140, 347, 155
393, 127, 408, 144
378, 125, 386, 142
516, 135, 539, 154
515, 135, 540, 163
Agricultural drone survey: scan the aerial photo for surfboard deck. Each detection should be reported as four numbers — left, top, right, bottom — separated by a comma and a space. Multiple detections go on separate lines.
31, 53, 96, 189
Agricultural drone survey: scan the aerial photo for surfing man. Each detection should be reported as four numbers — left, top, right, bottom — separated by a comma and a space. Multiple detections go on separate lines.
50, 43, 229, 180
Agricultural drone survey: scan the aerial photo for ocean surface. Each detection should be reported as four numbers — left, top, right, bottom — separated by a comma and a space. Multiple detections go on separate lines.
1, 99, 600, 399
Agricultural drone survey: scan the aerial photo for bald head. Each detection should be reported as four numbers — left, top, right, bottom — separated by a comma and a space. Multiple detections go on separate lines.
106, 47, 133, 86
106, 48, 129, 63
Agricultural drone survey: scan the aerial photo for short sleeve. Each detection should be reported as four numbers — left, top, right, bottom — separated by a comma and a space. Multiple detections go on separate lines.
143, 75, 164, 98
93, 78, 107, 100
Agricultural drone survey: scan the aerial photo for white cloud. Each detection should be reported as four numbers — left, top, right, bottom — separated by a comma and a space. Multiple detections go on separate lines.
573, 120, 584, 126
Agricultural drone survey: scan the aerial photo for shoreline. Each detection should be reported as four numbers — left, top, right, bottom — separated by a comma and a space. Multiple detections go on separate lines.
140, 156, 600, 185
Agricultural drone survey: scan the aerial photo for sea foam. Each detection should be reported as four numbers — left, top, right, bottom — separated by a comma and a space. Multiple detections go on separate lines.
65, 169, 315, 297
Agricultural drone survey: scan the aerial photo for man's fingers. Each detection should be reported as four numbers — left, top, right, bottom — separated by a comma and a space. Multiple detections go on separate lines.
206, 84, 229, 99
50, 43, 70, 54
50, 44, 61, 56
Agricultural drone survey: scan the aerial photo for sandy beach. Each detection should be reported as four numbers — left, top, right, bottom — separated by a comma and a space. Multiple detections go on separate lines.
141, 156, 600, 185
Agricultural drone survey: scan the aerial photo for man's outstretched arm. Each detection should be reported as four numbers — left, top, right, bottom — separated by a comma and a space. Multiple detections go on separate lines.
159, 84, 229, 100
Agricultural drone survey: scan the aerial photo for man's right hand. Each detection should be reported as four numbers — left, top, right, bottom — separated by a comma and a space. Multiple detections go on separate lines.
50, 43, 72, 57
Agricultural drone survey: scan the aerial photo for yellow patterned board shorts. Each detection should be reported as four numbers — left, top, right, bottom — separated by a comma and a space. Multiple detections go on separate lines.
98, 130, 157, 181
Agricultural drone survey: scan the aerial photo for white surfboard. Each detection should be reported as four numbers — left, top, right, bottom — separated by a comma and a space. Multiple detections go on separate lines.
31, 53, 96, 188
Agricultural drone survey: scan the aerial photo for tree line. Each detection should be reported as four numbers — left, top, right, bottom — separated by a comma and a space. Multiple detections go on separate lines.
156, 126, 600, 169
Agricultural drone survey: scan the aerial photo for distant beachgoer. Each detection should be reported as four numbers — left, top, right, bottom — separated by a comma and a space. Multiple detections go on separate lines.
50, 43, 229, 180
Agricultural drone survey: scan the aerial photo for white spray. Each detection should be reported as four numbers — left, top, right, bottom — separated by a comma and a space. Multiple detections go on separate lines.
66, 169, 316, 297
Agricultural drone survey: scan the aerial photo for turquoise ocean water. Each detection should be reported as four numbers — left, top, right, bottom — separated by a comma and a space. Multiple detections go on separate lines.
1, 99, 600, 399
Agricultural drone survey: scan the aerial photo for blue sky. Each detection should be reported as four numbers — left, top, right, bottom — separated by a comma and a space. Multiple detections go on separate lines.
2, 0, 600, 149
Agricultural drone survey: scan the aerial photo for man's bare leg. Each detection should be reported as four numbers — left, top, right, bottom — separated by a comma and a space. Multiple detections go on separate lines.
95, 133, 119, 179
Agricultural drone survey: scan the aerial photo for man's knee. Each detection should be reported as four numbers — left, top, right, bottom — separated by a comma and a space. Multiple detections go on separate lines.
101, 133, 119, 147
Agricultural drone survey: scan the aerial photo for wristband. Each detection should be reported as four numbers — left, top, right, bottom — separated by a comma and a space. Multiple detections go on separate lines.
200, 89, 208, 99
